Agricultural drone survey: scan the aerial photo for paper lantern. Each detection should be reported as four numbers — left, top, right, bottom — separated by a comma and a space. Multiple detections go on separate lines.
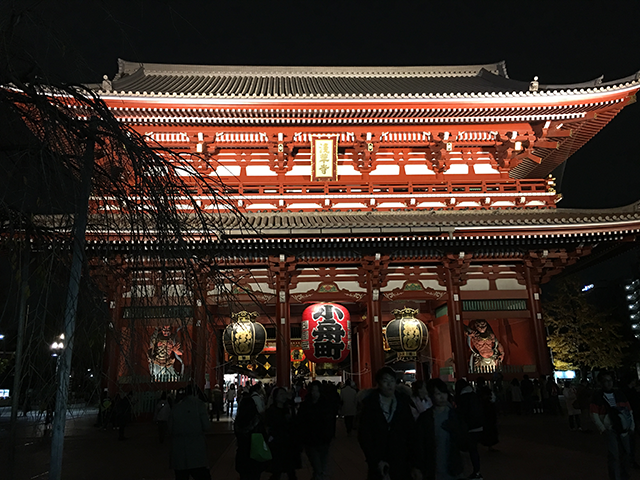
385, 307, 428, 360
301, 303, 351, 363
223, 311, 266, 362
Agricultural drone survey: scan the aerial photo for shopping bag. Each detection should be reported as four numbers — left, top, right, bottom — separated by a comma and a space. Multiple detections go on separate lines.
249, 432, 272, 462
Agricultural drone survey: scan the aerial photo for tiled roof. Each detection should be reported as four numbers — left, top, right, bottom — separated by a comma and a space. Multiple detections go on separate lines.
217, 202, 640, 237
102, 59, 640, 100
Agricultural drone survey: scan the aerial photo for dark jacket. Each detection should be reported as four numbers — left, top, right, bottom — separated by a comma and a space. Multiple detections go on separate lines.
358, 389, 418, 479
455, 389, 484, 431
296, 395, 333, 447
234, 396, 267, 476
416, 406, 468, 480
265, 402, 301, 473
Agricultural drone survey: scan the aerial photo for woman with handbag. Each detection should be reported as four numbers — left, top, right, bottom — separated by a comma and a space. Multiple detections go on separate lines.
234, 395, 269, 480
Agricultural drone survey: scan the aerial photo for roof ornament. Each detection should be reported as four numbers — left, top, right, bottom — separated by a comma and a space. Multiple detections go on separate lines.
101, 75, 113, 93
529, 76, 539, 92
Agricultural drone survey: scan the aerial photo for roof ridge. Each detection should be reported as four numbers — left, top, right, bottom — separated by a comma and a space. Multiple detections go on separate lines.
116, 58, 508, 79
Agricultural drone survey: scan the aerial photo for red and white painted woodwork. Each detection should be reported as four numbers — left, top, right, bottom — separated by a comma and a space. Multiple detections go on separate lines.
94, 84, 638, 214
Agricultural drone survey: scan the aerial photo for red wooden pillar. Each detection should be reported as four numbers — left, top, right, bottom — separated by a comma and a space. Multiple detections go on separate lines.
271, 255, 295, 388
525, 266, 553, 375
367, 285, 385, 379
206, 305, 219, 388
428, 323, 440, 380
444, 267, 467, 379
357, 320, 372, 389
362, 254, 388, 385
193, 296, 207, 390
275, 287, 291, 387
103, 279, 123, 398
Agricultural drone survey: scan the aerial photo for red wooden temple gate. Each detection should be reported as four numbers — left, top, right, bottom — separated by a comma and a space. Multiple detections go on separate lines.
86, 60, 640, 393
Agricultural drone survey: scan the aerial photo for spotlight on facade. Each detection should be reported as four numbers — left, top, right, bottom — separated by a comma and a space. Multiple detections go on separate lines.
581, 284, 594, 292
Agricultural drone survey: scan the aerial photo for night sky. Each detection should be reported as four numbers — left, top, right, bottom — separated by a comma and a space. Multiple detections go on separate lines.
4, 0, 640, 280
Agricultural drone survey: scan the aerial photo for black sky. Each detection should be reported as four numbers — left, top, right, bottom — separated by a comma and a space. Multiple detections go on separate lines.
5, 0, 640, 210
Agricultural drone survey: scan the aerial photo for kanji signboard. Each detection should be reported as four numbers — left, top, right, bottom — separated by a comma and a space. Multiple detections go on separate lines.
310, 134, 339, 181
301, 303, 351, 363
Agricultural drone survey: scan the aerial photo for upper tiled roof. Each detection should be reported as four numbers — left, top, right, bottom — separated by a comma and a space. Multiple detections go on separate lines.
101, 59, 640, 100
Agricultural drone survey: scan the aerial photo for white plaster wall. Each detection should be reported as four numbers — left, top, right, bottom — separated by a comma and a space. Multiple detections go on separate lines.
495, 278, 526, 290
459, 279, 491, 291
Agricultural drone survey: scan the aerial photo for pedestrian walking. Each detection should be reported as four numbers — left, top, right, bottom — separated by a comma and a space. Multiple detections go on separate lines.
297, 381, 334, 480
410, 380, 433, 421
563, 381, 582, 431
113, 391, 133, 440
265, 387, 301, 480
520, 375, 534, 415
576, 379, 593, 431
476, 377, 499, 450
234, 395, 267, 480
416, 378, 467, 480
154, 391, 172, 443
340, 379, 358, 436
621, 373, 640, 468
547, 376, 562, 415
591, 371, 635, 480
211, 384, 224, 421
226, 384, 236, 416
169, 385, 211, 480
358, 367, 421, 480
455, 379, 484, 479
510, 378, 522, 415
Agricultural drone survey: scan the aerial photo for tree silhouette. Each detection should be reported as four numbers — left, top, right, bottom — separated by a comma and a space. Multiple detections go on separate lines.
544, 278, 627, 370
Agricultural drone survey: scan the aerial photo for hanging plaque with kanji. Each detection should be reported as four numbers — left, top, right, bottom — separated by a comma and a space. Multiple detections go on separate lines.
301, 303, 351, 363
310, 135, 339, 182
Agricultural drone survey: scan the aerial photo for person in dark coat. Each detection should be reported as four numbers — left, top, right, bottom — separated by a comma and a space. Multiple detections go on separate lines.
234, 395, 267, 480
520, 374, 534, 415
266, 387, 301, 480
169, 385, 211, 480
113, 391, 133, 440
455, 379, 484, 479
476, 377, 499, 449
358, 366, 421, 480
297, 381, 333, 480
416, 378, 468, 480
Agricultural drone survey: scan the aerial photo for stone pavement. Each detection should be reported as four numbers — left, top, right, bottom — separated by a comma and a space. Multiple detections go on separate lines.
0, 404, 632, 480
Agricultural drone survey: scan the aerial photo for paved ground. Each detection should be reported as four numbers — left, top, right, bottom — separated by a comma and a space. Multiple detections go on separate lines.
0, 404, 634, 480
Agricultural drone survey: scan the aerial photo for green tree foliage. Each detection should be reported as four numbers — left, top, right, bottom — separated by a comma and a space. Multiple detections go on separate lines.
545, 279, 628, 370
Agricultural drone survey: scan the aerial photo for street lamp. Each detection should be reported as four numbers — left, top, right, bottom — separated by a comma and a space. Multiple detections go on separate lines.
50, 334, 65, 357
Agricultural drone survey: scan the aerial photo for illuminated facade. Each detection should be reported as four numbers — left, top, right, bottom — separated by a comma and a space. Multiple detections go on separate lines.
91, 60, 640, 390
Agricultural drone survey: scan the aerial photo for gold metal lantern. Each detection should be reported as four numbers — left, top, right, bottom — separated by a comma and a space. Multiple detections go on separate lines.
223, 311, 267, 363
384, 307, 428, 360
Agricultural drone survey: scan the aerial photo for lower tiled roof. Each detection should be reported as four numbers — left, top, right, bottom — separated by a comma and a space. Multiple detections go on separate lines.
217, 202, 640, 237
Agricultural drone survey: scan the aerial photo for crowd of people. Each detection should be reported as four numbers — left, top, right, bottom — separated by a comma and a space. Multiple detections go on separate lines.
89, 368, 640, 480
221, 371, 500, 480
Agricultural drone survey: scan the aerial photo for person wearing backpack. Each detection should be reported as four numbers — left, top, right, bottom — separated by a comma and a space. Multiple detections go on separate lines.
591, 371, 635, 480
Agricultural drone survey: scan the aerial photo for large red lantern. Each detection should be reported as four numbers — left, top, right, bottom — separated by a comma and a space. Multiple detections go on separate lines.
301, 303, 351, 363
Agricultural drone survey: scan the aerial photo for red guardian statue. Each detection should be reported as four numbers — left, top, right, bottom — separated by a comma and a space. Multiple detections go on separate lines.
148, 325, 184, 377
464, 319, 505, 372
